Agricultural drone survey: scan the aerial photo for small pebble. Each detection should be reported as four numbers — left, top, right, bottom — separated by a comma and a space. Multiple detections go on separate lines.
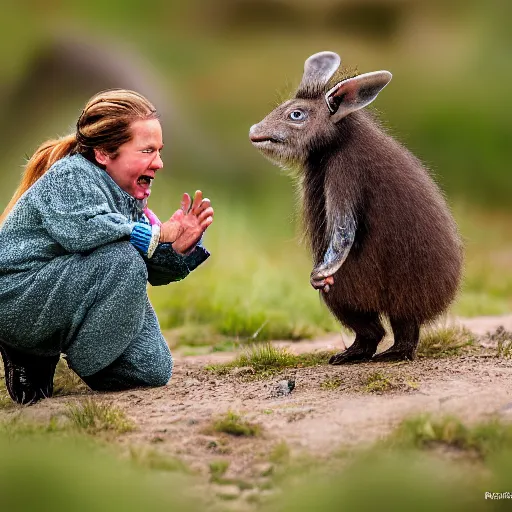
272, 379, 295, 397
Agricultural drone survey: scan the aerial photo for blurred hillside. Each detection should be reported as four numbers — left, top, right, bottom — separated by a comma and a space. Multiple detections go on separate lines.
0, 0, 510, 326
1, 0, 510, 208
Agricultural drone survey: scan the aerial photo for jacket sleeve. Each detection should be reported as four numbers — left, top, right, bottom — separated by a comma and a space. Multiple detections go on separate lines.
30, 164, 137, 253
145, 243, 211, 286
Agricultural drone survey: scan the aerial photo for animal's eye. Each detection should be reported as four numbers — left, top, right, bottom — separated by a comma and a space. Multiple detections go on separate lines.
288, 110, 307, 121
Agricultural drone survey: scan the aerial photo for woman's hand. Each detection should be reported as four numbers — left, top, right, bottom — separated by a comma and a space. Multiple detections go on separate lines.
159, 190, 214, 254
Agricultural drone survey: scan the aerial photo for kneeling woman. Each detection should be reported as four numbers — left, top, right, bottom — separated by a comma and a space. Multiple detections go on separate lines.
0, 89, 214, 404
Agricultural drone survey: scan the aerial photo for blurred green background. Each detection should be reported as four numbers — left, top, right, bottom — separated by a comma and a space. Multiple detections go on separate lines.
1, 0, 511, 344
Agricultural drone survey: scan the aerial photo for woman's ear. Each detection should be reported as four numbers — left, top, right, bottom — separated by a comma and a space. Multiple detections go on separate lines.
93, 148, 110, 166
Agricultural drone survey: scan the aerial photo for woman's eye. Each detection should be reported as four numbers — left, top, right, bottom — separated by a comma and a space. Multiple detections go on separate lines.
288, 110, 307, 121
141, 149, 153, 153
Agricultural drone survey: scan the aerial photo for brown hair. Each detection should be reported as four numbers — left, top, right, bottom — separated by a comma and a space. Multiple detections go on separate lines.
0, 89, 158, 224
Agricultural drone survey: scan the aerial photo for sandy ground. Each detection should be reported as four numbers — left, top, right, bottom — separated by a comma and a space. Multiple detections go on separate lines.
3, 314, 512, 504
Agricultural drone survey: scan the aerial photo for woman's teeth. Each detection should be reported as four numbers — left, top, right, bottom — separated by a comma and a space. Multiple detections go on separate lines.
137, 176, 153, 186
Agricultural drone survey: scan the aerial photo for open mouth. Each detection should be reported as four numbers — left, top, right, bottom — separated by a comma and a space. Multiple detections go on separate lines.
137, 175, 154, 187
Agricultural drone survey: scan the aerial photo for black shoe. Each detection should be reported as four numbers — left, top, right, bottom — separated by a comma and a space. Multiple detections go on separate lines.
0, 341, 59, 405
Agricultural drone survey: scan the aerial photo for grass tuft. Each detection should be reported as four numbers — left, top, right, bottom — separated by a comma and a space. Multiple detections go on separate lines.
320, 377, 344, 390
364, 372, 394, 393
418, 326, 475, 358
481, 326, 512, 358
387, 415, 512, 459
129, 447, 190, 474
206, 343, 333, 377
211, 411, 261, 437
53, 359, 90, 396
269, 441, 291, 465
64, 399, 135, 434
209, 459, 230, 481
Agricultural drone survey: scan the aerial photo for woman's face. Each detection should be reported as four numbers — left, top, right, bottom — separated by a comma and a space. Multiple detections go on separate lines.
95, 118, 164, 200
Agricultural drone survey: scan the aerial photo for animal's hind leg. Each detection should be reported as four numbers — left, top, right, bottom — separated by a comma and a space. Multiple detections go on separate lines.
329, 310, 385, 365
372, 317, 420, 362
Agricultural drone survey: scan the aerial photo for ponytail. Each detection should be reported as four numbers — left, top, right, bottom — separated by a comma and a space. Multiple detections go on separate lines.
0, 134, 77, 225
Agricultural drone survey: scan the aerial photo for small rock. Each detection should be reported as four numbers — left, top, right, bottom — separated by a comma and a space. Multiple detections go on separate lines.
272, 379, 295, 397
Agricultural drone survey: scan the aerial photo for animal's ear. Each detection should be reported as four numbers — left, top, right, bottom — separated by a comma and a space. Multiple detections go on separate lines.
325, 71, 392, 123
296, 51, 341, 97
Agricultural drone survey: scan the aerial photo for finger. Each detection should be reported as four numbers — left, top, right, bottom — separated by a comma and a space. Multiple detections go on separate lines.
193, 198, 211, 215
197, 207, 214, 223
181, 193, 191, 213
200, 216, 213, 230
191, 190, 203, 213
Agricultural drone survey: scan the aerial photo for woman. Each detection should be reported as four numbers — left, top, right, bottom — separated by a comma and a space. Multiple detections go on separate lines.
0, 89, 214, 404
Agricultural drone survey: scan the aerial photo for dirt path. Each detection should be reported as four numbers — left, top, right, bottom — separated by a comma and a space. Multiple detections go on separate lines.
5, 315, 512, 502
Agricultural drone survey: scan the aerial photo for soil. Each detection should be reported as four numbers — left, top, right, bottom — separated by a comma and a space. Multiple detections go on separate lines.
4, 314, 512, 506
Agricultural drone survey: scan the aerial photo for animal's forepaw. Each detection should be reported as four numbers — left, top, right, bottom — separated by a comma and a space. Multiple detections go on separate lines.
310, 273, 334, 293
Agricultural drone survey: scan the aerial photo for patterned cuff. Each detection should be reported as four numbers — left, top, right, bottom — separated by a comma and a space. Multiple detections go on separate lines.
147, 224, 160, 259
130, 222, 153, 256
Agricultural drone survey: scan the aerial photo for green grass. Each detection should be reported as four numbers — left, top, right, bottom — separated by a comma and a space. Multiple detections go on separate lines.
0, 415, 68, 439
0, 431, 200, 512
364, 372, 395, 393
210, 411, 261, 437
320, 377, 344, 390
208, 458, 254, 495
206, 343, 332, 377
53, 359, 90, 396
0, 381, 15, 410
418, 326, 476, 358
209, 459, 230, 480
269, 441, 291, 465
64, 399, 135, 434
129, 447, 191, 474
386, 415, 512, 460
362, 371, 419, 394
482, 326, 512, 358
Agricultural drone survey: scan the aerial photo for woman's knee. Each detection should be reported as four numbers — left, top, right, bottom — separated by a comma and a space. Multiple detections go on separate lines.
91, 241, 148, 283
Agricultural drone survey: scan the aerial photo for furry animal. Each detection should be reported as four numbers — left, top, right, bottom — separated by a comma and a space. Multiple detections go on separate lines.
249, 51, 463, 363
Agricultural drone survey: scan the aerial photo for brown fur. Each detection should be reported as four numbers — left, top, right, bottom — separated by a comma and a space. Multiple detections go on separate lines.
305, 110, 463, 323
250, 60, 463, 362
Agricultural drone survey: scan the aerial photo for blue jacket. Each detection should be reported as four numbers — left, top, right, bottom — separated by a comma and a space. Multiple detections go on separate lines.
0, 153, 209, 289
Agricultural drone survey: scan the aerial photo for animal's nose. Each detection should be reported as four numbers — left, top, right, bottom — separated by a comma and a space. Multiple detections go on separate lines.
249, 124, 259, 139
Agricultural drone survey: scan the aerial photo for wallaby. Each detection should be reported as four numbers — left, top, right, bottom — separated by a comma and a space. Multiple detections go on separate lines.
249, 51, 463, 363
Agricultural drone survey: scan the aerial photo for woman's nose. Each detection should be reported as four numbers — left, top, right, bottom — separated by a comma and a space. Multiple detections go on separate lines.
151, 151, 163, 169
